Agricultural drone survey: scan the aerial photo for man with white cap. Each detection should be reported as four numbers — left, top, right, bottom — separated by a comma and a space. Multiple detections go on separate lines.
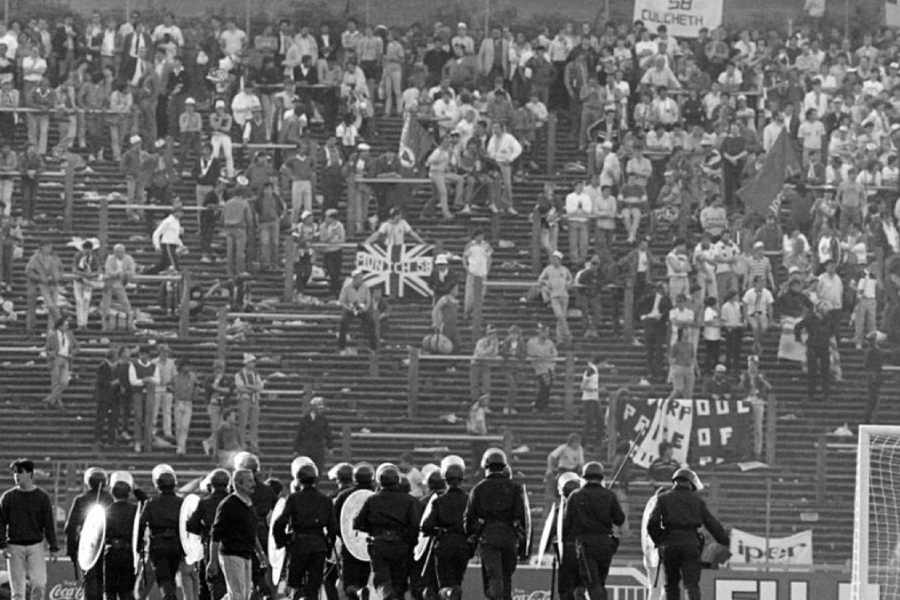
534, 250, 573, 343
429, 254, 460, 301
338, 269, 378, 355
209, 99, 235, 177
234, 354, 263, 454
451, 23, 474, 55
292, 396, 332, 470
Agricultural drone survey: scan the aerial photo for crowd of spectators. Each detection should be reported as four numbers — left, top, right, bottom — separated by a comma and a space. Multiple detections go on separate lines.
0, 5, 897, 458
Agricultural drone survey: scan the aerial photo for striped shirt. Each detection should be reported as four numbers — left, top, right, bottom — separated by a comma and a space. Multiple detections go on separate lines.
745, 255, 772, 286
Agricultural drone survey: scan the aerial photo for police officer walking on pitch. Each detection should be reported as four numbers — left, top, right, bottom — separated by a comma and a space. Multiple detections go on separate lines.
64, 467, 113, 600
272, 461, 337, 600
324, 463, 354, 600
411, 466, 446, 600
562, 462, 625, 600
104, 472, 142, 600
333, 463, 375, 599
138, 465, 190, 600
353, 463, 420, 600
554, 472, 583, 600
464, 448, 528, 600
647, 468, 729, 600
421, 457, 470, 600
186, 469, 231, 600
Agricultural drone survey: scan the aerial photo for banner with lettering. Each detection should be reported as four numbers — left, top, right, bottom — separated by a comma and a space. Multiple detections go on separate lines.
632, 0, 723, 38
730, 528, 814, 565
355, 243, 434, 298
616, 398, 753, 468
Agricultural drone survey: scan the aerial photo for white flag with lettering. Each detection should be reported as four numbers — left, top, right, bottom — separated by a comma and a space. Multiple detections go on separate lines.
632, 0, 723, 38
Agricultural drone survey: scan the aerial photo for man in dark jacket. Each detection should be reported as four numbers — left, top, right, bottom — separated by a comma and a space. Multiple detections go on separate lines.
292, 397, 333, 471
794, 302, 834, 402
647, 468, 729, 600
137, 465, 184, 600
641, 282, 672, 383
95, 349, 122, 448
429, 255, 460, 302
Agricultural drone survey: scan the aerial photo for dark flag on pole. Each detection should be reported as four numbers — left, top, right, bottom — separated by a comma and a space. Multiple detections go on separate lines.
398, 114, 435, 169
737, 129, 802, 216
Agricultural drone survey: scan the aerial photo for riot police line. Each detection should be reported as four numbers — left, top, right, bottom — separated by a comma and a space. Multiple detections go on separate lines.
66, 448, 729, 600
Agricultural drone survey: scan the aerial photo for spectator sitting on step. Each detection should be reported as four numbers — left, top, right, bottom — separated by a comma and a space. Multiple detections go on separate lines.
702, 364, 733, 398
338, 269, 378, 355
647, 441, 682, 483
428, 254, 459, 302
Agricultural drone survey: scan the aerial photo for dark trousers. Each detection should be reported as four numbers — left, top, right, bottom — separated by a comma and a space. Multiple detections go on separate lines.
323, 554, 340, 600
340, 547, 371, 596
338, 310, 377, 350
295, 254, 312, 293
645, 322, 666, 380
703, 339, 721, 374
866, 373, 882, 422
434, 535, 469, 590
558, 543, 580, 600
200, 211, 216, 255
724, 327, 743, 372
322, 169, 343, 210
198, 557, 226, 600
78, 561, 103, 600
369, 539, 410, 600
582, 400, 603, 448
287, 547, 326, 599
21, 178, 38, 221
149, 540, 182, 600
104, 546, 136, 600
479, 540, 517, 600
146, 244, 180, 274
661, 541, 702, 600
95, 389, 117, 444
806, 345, 830, 401
535, 372, 553, 411
323, 251, 343, 296
575, 537, 615, 600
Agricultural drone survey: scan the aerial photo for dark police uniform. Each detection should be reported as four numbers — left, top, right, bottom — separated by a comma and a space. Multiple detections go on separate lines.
647, 482, 729, 600
421, 486, 471, 594
104, 499, 138, 600
64, 490, 113, 600
250, 476, 277, 595
323, 482, 353, 600
138, 491, 184, 600
186, 489, 229, 600
353, 488, 420, 599
334, 483, 374, 596
562, 481, 625, 600
272, 486, 337, 599
464, 473, 527, 600
411, 490, 442, 600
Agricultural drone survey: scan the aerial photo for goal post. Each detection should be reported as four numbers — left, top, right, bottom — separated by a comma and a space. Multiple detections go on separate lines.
852, 425, 900, 600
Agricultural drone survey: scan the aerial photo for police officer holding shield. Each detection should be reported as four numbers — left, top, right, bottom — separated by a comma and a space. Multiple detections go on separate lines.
353, 463, 420, 600
334, 463, 375, 599
647, 468, 729, 600
273, 462, 337, 600
421, 457, 470, 600
554, 472, 582, 600
104, 472, 141, 600
186, 469, 230, 600
464, 449, 527, 600
65, 467, 113, 600
562, 462, 624, 600
324, 463, 354, 600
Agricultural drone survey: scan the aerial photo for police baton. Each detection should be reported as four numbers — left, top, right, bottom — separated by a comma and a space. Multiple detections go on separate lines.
605, 424, 653, 488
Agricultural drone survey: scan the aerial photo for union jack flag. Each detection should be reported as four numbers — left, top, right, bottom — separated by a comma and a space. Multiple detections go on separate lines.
355, 243, 435, 298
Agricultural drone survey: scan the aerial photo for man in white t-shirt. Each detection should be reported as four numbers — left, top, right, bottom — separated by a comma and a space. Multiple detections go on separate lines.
565, 180, 592, 266
462, 229, 493, 318
742, 275, 774, 356
219, 21, 246, 56
365, 208, 425, 246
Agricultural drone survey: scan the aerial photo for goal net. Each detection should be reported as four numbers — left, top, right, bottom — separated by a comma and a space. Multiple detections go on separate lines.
852, 426, 900, 600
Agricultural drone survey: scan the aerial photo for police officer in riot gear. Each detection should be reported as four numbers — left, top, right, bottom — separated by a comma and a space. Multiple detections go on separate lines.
647, 468, 729, 600
554, 472, 583, 600
464, 448, 528, 600
334, 463, 375, 600
104, 472, 140, 600
137, 465, 184, 600
421, 457, 470, 600
323, 463, 354, 600
186, 469, 231, 600
65, 467, 113, 600
273, 462, 337, 600
562, 462, 624, 600
353, 463, 420, 600
412, 465, 446, 600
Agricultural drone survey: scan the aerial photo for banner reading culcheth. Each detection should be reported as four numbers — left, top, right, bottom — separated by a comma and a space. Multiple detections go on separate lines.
633, 0, 723, 38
